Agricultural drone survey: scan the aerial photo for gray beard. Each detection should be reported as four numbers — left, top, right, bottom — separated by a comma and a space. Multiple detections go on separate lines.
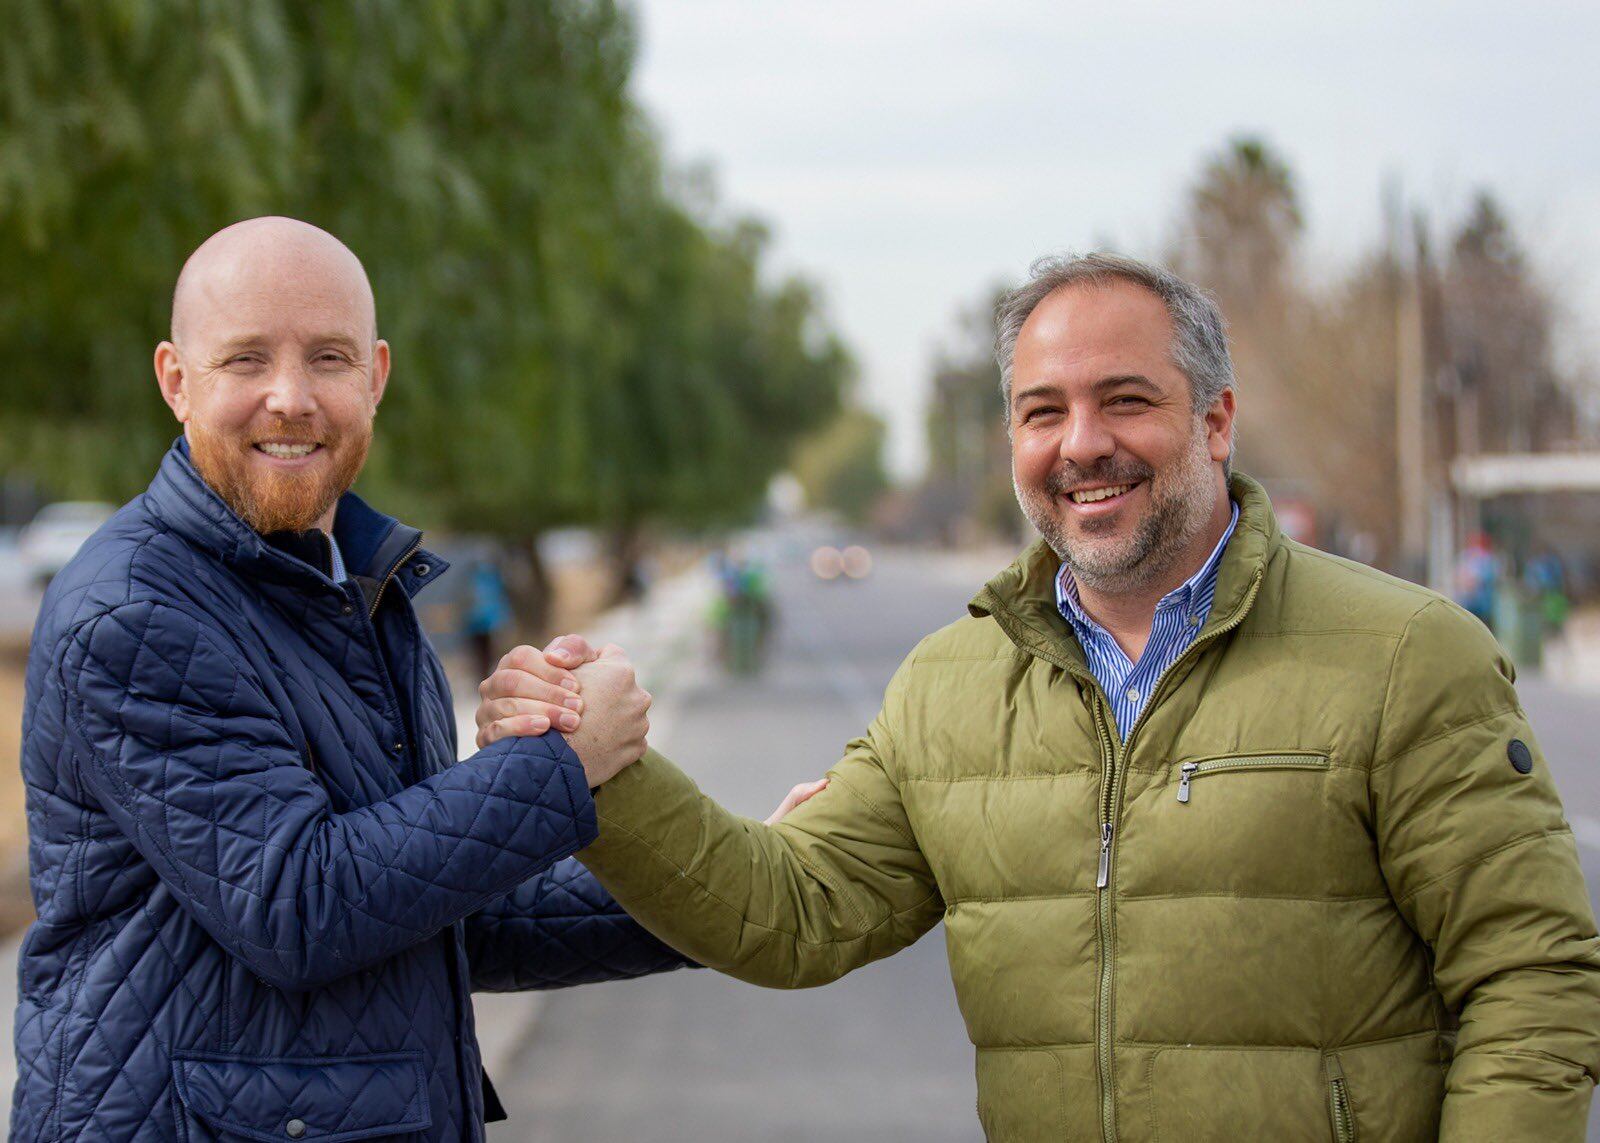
1014, 426, 1218, 597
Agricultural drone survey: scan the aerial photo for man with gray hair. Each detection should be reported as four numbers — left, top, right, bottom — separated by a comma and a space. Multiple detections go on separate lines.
486, 252, 1600, 1140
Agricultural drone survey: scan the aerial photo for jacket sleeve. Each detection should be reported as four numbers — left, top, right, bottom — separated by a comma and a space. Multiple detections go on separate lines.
465, 857, 693, 991
1369, 599, 1600, 1141
577, 656, 944, 990
59, 599, 600, 992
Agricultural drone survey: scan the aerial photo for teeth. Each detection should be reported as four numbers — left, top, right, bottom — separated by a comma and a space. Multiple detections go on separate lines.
1070, 483, 1133, 504
257, 443, 317, 459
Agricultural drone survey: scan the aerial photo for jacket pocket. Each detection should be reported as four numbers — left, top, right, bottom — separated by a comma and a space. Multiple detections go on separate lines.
1175, 751, 1329, 803
172, 1051, 430, 1142
1324, 1052, 1357, 1143
1146, 1045, 1330, 1141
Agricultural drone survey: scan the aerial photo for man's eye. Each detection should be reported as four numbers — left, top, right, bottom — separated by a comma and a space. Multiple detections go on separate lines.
1110, 395, 1148, 408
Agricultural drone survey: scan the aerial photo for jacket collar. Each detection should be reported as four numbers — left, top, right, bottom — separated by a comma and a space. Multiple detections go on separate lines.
143, 437, 448, 598
969, 472, 1279, 674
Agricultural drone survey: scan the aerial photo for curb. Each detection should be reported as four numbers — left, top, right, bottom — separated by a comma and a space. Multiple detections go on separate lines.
460, 565, 717, 1078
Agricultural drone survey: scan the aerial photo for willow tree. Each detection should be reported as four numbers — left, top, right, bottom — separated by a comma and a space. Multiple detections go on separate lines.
1, 0, 849, 619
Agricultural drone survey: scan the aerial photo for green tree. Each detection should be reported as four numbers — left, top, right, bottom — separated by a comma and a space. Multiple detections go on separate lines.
0, 1, 848, 619
923, 286, 1021, 542
791, 404, 890, 524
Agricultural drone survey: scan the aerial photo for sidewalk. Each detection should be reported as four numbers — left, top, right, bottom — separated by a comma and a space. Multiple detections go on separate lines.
462, 565, 713, 1076
1544, 606, 1600, 693
0, 564, 715, 1123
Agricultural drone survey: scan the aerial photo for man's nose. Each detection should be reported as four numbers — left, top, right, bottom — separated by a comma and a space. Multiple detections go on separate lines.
261, 366, 318, 419
1057, 407, 1115, 467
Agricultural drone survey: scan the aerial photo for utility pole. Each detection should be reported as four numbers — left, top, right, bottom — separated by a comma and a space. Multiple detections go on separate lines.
1394, 201, 1431, 585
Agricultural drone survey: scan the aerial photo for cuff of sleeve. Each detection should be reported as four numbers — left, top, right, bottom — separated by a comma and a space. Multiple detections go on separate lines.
494, 729, 599, 853
580, 749, 705, 891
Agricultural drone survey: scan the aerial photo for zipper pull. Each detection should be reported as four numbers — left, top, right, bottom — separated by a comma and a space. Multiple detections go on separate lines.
1178, 762, 1199, 804
1096, 822, 1113, 888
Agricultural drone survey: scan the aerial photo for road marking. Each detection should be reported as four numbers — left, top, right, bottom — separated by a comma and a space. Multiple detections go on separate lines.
1572, 814, 1600, 852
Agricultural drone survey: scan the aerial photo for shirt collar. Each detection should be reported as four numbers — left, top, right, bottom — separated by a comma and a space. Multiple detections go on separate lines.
327, 532, 348, 582
1055, 499, 1241, 632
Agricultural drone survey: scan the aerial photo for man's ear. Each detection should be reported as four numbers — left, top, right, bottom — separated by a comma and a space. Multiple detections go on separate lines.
154, 342, 189, 423
369, 339, 391, 408
1205, 387, 1236, 464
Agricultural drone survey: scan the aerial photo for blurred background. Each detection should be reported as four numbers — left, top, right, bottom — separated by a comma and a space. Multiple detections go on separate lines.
3, 2, 1600, 1140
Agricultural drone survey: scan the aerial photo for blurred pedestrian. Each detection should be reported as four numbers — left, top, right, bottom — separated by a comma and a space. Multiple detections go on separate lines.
494, 252, 1600, 1140
1455, 530, 1500, 629
710, 550, 774, 675
463, 555, 513, 681
1526, 548, 1572, 642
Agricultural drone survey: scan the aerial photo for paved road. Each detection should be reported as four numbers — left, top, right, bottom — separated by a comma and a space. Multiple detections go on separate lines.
492, 549, 983, 1142
490, 544, 1600, 1142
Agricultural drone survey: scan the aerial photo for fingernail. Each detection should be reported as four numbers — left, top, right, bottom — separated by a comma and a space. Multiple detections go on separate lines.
560, 712, 580, 731
563, 695, 583, 711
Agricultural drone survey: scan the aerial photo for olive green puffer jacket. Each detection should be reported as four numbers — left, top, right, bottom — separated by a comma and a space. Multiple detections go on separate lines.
580, 475, 1600, 1141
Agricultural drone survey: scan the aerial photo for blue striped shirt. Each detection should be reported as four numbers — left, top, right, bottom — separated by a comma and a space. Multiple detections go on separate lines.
326, 532, 348, 582
1055, 501, 1240, 739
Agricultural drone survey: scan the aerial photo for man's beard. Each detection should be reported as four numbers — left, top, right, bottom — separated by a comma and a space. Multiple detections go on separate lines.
189, 418, 370, 535
1014, 421, 1217, 596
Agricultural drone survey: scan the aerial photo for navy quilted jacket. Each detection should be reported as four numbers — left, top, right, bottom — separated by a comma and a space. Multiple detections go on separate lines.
12, 441, 686, 1141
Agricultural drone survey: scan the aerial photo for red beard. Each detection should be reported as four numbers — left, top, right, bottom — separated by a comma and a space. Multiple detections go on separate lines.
188, 418, 371, 534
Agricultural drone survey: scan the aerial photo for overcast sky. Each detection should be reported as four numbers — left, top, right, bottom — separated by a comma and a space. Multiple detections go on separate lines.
630, 1, 1600, 477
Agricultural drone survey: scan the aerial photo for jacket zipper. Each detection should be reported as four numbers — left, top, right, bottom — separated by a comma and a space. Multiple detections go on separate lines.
1326, 1054, 1356, 1142
1176, 753, 1328, 803
977, 566, 1265, 1143
369, 536, 423, 620
1090, 694, 1120, 1142
1089, 568, 1265, 1143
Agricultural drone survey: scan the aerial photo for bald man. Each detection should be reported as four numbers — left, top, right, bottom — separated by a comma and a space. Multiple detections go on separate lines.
12, 218, 689, 1142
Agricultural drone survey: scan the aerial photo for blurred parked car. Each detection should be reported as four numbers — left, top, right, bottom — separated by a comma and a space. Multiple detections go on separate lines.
19, 501, 114, 588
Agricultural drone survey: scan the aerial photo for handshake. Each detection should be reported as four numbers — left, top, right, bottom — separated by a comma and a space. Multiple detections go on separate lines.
475, 635, 650, 787
474, 634, 824, 820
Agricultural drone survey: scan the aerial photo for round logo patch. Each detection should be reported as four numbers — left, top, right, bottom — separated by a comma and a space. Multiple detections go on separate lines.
1508, 739, 1534, 774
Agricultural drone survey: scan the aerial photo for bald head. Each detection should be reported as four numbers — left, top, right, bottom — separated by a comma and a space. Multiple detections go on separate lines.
154, 216, 391, 537
171, 216, 376, 348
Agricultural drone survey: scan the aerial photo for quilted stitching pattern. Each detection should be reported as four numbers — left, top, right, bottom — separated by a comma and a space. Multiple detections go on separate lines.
10, 443, 689, 1141
173, 1051, 429, 1141
467, 857, 688, 991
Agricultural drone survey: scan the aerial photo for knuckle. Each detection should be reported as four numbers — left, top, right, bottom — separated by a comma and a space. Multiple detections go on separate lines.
506, 644, 538, 671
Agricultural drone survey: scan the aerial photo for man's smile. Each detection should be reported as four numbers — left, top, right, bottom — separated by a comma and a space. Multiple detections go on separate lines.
1060, 480, 1144, 517
252, 440, 324, 462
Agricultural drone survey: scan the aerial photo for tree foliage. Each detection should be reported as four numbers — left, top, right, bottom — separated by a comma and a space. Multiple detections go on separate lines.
923, 288, 1022, 541
0, 0, 848, 535
790, 404, 890, 524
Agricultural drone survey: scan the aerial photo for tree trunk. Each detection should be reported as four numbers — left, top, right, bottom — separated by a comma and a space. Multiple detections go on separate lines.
605, 522, 647, 608
506, 533, 554, 644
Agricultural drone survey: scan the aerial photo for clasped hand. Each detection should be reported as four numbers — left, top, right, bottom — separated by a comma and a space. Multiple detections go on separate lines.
476, 637, 649, 787
474, 635, 827, 817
